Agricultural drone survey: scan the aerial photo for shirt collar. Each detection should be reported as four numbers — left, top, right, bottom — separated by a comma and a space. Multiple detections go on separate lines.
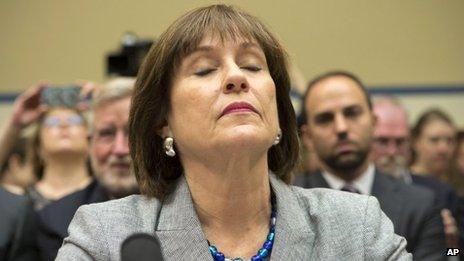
321, 164, 375, 195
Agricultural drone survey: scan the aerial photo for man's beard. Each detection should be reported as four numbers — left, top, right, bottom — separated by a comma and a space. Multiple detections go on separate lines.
321, 149, 369, 177
376, 155, 408, 179
91, 155, 139, 198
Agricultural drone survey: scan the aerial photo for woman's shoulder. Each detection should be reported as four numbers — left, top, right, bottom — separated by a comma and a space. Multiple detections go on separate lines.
290, 186, 373, 217
283, 186, 410, 260
57, 195, 161, 260
76, 194, 161, 224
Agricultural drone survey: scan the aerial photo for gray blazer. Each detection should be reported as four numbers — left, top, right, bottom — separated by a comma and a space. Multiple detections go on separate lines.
56, 175, 411, 260
293, 170, 445, 261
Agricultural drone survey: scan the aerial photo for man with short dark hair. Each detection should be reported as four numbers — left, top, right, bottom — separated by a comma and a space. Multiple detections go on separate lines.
294, 71, 445, 260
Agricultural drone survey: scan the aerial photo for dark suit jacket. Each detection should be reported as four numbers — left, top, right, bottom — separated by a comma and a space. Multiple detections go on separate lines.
9, 180, 109, 261
410, 174, 464, 254
0, 188, 27, 260
293, 170, 446, 261
411, 174, 458, 212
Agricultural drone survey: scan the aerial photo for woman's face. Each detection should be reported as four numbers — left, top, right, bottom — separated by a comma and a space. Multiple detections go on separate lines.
40, 108, 89, 156
456, 140, 464, 175
165, 34, 279, 158
414, 119, 456, 175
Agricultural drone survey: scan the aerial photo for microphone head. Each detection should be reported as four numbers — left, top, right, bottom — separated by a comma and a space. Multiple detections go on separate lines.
121, 233, 163, 261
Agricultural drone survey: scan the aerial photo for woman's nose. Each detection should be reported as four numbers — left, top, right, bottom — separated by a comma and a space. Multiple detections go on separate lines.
223, 64, 249, 93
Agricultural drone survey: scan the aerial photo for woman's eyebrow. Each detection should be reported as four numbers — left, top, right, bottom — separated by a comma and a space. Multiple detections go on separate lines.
239, 42, 260, 50
189, 45, 214, 56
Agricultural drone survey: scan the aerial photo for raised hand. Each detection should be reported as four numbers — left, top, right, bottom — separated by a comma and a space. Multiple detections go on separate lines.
441, 208, 460, 248
10, 83, 48, 128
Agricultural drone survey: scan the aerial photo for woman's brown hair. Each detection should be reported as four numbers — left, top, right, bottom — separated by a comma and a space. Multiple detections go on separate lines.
130, 4, 299, 198
410, 108, 456, 165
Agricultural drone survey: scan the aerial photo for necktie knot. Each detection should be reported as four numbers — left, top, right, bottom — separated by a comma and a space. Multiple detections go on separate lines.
341, 184, 361, 194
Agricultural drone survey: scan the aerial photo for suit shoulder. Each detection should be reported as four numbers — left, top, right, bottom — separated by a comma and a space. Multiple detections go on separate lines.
75, 194, 160, 230
396, 180, 436, 204
291, 186, 372, 217
58, 195, 161, 260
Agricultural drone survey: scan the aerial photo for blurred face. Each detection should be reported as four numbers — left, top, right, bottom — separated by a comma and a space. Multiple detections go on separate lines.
90, 97, 137, 198
303, 76, 375, 177
413, 120, 456, 176
40, 108, 88, 157
456, 140, 464, 175
165, 34, 279, 159
372, 102, 410, 178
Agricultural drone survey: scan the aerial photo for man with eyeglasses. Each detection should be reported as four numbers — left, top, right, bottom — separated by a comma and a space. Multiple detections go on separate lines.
372, 97, 461, 252
371, 97, 412, 182
89, 77, 138, 199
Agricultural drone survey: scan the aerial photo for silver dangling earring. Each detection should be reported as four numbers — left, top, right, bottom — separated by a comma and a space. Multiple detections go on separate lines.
164, 137, 176, 157
273, 129, 282, 145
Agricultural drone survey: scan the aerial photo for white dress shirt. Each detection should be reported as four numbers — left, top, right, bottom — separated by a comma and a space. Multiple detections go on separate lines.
322, 164, 375, 195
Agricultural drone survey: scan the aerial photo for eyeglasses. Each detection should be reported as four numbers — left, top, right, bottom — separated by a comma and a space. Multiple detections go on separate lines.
43, 115, 84, 128
373, 137, 409, 150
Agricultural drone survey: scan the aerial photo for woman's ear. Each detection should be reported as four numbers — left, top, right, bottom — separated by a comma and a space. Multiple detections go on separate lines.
158, 125, 172, 139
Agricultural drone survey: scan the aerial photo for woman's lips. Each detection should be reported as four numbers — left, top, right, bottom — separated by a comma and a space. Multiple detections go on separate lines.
220, 101, 258, 118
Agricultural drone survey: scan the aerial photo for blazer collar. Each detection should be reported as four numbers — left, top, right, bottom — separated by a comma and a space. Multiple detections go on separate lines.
370, 169, 402, 222
312, 171, 331, 188
155, 175, 213, 260
371, 169, 400, 196
269, 174, 316, 260
155, 174, 315, 260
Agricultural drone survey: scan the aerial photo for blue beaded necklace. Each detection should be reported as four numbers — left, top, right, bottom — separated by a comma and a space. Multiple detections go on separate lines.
207, 194, 276, 261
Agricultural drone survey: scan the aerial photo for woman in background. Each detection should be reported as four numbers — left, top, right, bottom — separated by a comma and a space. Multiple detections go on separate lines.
26, 106, 91, 210
451, 131, 464, 196
1, 84, 100, 261
411, 109, 457, 181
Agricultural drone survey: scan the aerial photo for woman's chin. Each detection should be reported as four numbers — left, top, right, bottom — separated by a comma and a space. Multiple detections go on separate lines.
219, 129, 272, 150
47, 147, 87, 156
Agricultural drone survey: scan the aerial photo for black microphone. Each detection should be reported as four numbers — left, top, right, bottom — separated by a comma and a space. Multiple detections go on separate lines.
121, 233, 164, 261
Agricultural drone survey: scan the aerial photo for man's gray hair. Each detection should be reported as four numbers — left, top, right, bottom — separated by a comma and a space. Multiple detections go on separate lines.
372, 95, 403, 108
93, 77, 135, 110
372, 95, 409, 120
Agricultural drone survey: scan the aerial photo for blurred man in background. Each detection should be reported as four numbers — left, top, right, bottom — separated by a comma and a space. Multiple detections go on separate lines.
372, 97, 460, 249
294, 71, 445, 260
371, 98, 411, 181
89, 77, 138, 199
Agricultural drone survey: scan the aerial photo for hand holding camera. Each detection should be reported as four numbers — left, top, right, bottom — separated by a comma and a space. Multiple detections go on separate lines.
10, 82, 99, 128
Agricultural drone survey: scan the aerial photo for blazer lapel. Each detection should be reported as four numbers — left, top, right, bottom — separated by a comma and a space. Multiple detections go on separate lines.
370, 170, 402, 228
270, 175, 316, 260
155, 176, 213, 260
310, 171, 331, 188
155, 174, 317, 260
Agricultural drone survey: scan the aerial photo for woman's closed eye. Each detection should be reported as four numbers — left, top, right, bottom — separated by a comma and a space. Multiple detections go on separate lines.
241, 65, 262, 72
194, 68, 216, 76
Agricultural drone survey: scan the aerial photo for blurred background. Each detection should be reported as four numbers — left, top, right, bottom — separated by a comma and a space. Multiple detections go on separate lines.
1, 0, 463, 126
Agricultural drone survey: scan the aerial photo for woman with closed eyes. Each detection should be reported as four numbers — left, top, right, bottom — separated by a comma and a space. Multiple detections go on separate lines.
57, 5, 410, 260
